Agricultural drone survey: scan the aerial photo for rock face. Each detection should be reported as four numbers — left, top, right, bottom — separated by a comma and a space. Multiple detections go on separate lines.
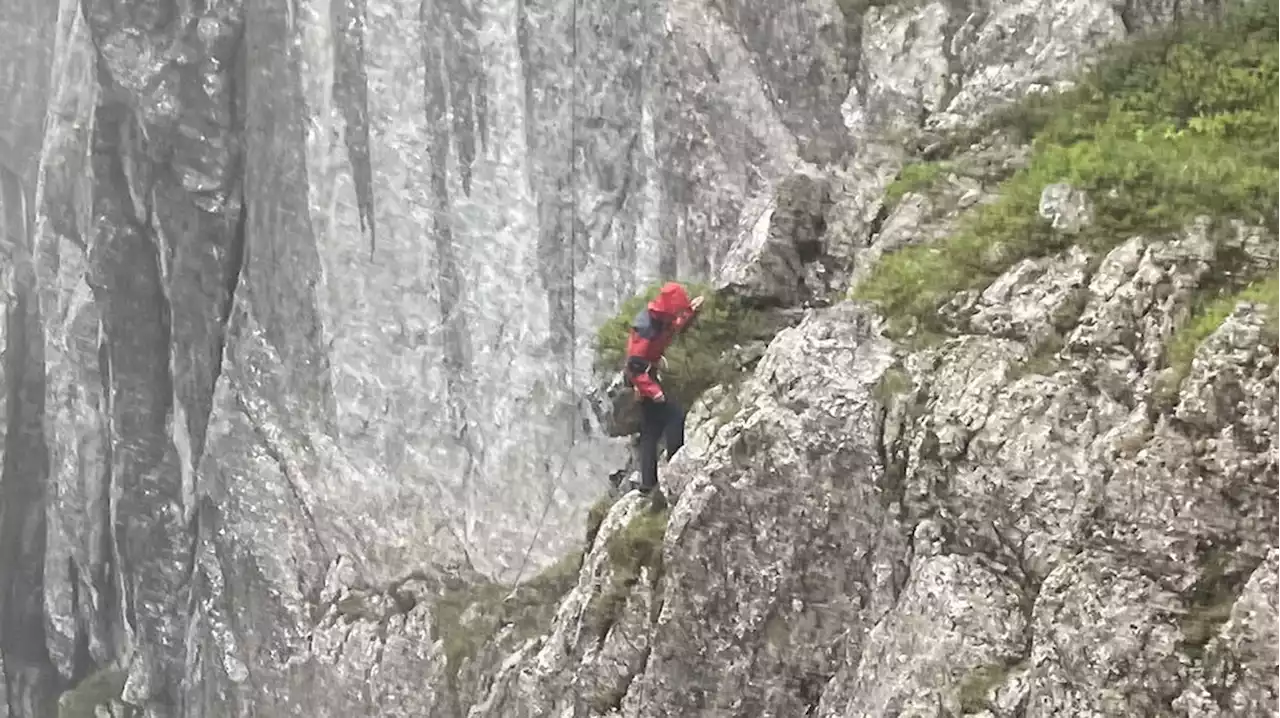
427, 209, 1280, 711
424, 226, 1278, 716
1, 0, 1264, 717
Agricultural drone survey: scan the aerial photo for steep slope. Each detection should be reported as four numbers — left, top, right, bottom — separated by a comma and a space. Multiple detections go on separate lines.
3, 0, 1263, 717
307, 5, 1275, 717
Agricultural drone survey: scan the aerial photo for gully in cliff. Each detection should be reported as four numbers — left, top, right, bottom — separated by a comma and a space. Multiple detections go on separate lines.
621, 282, 705, 506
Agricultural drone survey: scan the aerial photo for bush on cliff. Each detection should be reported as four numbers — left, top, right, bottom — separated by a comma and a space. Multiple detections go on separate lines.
594, 281, 769, 411
856, 1, 1279, 335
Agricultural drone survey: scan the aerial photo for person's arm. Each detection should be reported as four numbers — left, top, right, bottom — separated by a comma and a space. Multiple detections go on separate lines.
671, 295, 705, 333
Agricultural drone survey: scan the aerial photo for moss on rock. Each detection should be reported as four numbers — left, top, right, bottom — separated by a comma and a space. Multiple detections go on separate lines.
855, 1, 1279, 334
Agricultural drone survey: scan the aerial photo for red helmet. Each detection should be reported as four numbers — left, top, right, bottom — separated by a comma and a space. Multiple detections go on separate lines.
647, 282, 691, 318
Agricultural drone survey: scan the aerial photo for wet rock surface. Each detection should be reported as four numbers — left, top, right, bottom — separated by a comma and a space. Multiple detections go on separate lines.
0, 0, 1269, 716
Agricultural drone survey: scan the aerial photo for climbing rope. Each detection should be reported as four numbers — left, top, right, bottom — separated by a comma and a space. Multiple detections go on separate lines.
507, 0, 582, 591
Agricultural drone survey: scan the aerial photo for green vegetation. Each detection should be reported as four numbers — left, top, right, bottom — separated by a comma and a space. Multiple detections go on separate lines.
1009, 332, 1069, 380
431, 550, 582, 681
871, 364, 913, 406
587, 684, 630, 715
1165, 275, 1279, 381
855, 2, 1279, 337
431, 489, 666, 683
882, 160, 955, 208
586, 507, 671, 643
59, 668, 126, 718
584, 494, 617, 549
595, 282, 772, 410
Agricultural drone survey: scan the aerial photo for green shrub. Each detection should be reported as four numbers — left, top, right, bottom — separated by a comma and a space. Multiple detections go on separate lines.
594, 282, 770, 409
855, 1, 1279, 334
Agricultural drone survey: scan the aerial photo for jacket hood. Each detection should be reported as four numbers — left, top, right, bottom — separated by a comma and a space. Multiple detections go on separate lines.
648, 282, 692, 317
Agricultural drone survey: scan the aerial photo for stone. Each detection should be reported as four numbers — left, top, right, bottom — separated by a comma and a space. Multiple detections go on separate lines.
715, 170, 835, 308
1038, 182, 1095, 235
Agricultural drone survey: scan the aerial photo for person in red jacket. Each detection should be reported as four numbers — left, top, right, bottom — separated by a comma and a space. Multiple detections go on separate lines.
623, 281, 705, 497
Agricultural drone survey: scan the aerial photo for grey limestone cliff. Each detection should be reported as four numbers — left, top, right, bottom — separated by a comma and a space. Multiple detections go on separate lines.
0, 0, 1272, 716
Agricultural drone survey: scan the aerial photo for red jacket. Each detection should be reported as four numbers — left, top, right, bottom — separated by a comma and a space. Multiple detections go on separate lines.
624, 282, 696, 400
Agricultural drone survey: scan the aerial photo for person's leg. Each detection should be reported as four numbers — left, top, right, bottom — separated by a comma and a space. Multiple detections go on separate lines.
636, 400, 664, 492
662, 399, 685, 460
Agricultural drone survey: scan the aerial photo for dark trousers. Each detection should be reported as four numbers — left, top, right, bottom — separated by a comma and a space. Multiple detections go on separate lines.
637, 397, 684, 491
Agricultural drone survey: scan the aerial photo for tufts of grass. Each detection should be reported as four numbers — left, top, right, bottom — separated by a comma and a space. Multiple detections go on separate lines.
954, 662, 1012, 714
1177, 547, 1256, 662
854, 1, 1279, 335
882, 160, 955, 208
1165, 274, 1279, 382
432, 550, 582, 682
584, 494, 617, 549
585, 507, 671, 643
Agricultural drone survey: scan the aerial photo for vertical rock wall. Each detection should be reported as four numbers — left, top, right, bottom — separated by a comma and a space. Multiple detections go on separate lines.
0, 2, 61, 716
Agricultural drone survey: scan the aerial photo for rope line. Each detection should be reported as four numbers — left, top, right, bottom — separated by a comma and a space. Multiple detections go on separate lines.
507, 0, 582, 591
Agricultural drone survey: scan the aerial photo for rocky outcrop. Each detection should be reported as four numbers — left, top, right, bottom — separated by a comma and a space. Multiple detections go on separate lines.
447, 222, 1277, 717
0, 0, 1253, 715
715, 169, 837, 308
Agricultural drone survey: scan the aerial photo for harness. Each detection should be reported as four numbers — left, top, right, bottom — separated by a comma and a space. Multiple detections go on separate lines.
622, 356, 660, 387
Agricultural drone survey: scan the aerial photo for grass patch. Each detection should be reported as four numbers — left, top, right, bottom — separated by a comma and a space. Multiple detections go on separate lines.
1165, 274, 1279, 382
855, 1, 1279, 335
432, 550, 582, 682
595, 282, 773, 411
1010, 332, 1068, 380
605, 508, 670, 584
59, 667, 125, 718
586, 507, 671, 643
883, 160, 954, 208
431, 492, 668, 682
585, 494, 617, 549
871, 364, 913, 406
